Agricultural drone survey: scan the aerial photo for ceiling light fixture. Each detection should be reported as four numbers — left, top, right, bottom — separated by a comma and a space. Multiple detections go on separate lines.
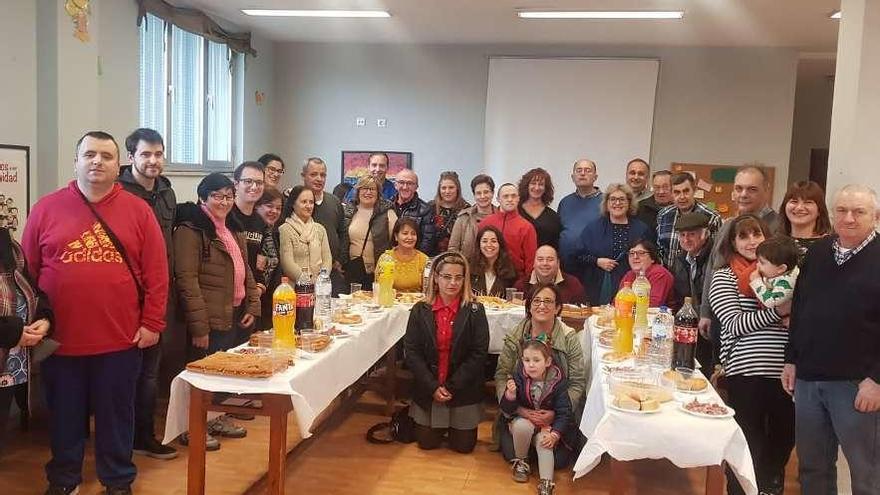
241, 9, 391, 18
517, 11, 684, 20
830, 11, 841, 19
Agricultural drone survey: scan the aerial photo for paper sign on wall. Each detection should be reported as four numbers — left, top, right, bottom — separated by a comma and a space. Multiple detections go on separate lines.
694, 189, 705, 199
697, 179, 712, 192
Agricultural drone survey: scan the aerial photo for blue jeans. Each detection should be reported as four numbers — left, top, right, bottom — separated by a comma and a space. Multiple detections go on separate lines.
42, 348, 142, 488
794, 379, 880, 495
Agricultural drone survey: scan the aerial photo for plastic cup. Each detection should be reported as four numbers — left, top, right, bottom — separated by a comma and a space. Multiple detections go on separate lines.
350, 283, 362, 295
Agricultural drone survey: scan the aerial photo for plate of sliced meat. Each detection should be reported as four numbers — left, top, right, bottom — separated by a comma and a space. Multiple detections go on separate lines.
679, 398, 734, 419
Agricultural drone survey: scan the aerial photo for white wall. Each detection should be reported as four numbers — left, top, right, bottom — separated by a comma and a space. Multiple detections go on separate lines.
274, 43, 799, 203
788, 58, 835, 185
0, 0, 38, 202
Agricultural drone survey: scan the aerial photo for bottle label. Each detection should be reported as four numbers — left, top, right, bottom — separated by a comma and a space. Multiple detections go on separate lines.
296, 293, 315, 308
273, 301, 294, 316
673, 325, 698, 344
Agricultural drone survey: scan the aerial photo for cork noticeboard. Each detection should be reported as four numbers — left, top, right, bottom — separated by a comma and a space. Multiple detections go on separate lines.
670, 163, 775, 219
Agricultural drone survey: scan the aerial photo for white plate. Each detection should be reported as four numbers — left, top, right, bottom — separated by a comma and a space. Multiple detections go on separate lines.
609, 403, 663, 414
676, 386, 710, 396
678, 402, 735, 419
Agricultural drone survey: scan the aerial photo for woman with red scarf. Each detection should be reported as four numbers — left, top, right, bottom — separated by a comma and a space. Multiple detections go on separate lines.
708, 215, 793, 495
404, 251, 488, 453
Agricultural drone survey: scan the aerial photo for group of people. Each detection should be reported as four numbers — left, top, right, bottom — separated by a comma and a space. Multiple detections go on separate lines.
0, 127, 877, 495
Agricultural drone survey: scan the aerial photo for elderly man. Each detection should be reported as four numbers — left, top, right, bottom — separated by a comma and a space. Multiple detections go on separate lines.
480, 183, 538, 277
782, 184, 880, 495
345, 152, 397, 201
515, 245, 587, 305
668, 212, 713, 375
656, 172, 722, 266
390, 168, 435, 253
558, 159, 603, 271
302, 157, 348, 295
637, 170, 673, 232
626, 158, 652, 202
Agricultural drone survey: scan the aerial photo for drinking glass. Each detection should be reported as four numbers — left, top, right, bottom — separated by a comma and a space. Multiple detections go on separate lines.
505, 287, 516, 302
513, 291, 524, 304
350, 283, 362, 295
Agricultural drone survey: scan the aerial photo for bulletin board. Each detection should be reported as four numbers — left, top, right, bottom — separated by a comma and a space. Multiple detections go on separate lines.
670, 163, 775, 220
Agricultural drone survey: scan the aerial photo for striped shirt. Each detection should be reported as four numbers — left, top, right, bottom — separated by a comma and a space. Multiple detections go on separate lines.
708, 267, 787, 378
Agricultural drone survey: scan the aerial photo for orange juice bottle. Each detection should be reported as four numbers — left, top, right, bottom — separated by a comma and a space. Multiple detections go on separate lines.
614, 281, 636, 354
273, 277, 297, 350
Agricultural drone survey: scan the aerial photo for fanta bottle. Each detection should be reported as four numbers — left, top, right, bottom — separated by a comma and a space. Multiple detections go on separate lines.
614, 282, 636, 354
273, 277, 297, 350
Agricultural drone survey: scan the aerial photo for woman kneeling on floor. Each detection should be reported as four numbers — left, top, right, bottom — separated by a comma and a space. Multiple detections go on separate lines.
404, 251, 489, 453
500, 339, 576, 495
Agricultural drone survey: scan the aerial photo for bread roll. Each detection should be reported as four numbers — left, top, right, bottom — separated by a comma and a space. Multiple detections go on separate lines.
639, 399, 660, 411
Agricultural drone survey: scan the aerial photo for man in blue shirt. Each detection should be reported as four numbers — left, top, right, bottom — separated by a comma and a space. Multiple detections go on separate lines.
345, 152, 397, 201
558, 158, 603, 271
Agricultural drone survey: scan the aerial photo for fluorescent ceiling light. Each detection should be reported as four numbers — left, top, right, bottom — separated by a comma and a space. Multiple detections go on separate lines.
241, 10, 391, 18
518, 11, 684, 20
830, 11, 841, 19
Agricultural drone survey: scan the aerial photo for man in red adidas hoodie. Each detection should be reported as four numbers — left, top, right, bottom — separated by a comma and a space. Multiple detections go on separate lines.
478, 183, 538, 279
22, 131, 168, 495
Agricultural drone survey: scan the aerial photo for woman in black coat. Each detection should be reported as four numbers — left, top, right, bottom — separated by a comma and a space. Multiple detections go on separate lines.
404, 251, 489, 453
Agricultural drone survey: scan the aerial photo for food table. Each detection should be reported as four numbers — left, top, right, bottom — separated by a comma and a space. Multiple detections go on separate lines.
572, 316, 758, 495
162, 304, 410, 495
484, 305, 526, 354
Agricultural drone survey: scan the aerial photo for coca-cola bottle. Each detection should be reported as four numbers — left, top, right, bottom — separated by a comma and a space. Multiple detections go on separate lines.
672, 297, 699, 369
294, 268, 315, 333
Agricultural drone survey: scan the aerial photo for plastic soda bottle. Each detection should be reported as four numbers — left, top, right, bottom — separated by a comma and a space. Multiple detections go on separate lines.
614, 281, 636, 354
632, 269, 652, 330
376, 251, 396, 307
273, 276, 297, 350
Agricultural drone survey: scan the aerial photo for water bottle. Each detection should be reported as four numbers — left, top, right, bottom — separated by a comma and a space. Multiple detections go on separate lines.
422, 257, 434, 298
649, 307, 674, 370
316, 267, 332, 321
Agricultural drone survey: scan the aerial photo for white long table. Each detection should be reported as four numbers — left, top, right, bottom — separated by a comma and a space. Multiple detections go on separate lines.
485, 306, 526, 353
572, 316, 758, 495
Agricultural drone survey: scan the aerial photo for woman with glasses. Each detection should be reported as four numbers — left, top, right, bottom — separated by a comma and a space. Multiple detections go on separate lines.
254, 188, 283, 329
173, 173, 262, 448
343, 176, 398, 290
494, 283, 588, 472
619, 239, 675, 308
257, 153, 287, 194
278, 186, 332, 282
470, 226, 518, 297
404, 252, 488, 453
574, 184, 653, 305
426, 171, 470, 256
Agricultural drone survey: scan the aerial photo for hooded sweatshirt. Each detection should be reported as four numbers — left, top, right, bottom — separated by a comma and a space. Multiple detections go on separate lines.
478, 209, 538, 278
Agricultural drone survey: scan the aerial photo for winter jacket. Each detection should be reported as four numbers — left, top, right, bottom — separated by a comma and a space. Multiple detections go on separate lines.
392, 193, 436, 254
449, 204, 497, 260
575, 215, 653, 306
404, 300, 489, 411
117, 166, 177, 273
499, 363, 576, 446
313, 192, 349, 266
173, 203, 261, 338
278, 215, 332, 281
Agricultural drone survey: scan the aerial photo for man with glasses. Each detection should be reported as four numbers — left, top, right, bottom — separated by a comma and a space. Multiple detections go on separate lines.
257, 153, 288, 194
515, 245, 587, 305
231, 161, 268, 336
559, 159, 603, 271
391, 169, 435, 253
302, 157, 348, 295
656, 172, 722, 267
637, 170, 673, 232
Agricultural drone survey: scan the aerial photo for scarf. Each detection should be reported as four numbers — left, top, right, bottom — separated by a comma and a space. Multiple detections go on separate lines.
201, 205, 246, 305
729, 254, 757, 299
285, 215, 325, 276
286, 215, 318, 245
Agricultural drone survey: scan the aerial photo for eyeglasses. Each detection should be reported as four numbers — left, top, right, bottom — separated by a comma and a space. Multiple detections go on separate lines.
438, 274, 465, 283
265, 166, 284, 175
628, 250, 650, 257
360, 187, 377, 192
239, 178, 265, 188
209, 193, 235, 203
396, 180, 417, 187
608, 197, 628, 204
531, 298, 557, 307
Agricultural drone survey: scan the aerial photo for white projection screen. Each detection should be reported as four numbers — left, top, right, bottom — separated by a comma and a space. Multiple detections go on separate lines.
484, 57, 660, 206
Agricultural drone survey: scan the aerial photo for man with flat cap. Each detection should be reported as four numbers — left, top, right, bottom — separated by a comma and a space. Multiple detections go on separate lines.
668, 211, 714, 376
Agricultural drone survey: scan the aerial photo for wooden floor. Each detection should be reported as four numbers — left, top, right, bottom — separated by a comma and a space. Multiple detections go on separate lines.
0, 390, 805, 495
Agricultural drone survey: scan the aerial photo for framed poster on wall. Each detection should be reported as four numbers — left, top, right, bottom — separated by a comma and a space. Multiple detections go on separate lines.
0, 144, 30, 241
341, 151, 412, 187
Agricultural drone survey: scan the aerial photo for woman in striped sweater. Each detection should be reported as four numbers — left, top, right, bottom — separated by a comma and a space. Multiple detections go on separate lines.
708, 214, 793, 495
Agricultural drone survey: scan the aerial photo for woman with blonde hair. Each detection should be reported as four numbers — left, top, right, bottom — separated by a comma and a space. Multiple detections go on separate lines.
342, 176, 398, 289
426, 171, 470, 256
575, 184, 653, 305
404, 251, 488, 452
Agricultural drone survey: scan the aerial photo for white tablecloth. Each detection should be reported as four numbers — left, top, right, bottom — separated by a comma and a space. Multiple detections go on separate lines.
572, 316, 758, 495
162, 305, 410, 443
485, 307, 526, 354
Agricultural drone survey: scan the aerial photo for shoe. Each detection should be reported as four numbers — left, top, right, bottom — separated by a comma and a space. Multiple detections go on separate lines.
537, 479, 555, 495
178, 432, 221, 451
227, 413, 255, 421
134, 436, 179, 460
45, 486, 79, 495
104, 485, 132, 495
511, 458, 530, 483
208, 415, 247, 438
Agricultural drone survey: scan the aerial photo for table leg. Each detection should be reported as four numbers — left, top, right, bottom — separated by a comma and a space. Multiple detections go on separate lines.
705, 464, 724, 495
266, 395, 289, 495
610, 458, 630, 495
384, 348, 397, 416
187, 387, 209, 495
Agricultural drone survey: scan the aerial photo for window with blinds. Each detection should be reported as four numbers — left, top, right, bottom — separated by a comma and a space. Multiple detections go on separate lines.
138, 13, 237, 170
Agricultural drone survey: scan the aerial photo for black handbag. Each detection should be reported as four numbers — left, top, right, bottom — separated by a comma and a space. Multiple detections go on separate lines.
366, 404, 415, 444
343, 213, 376, 287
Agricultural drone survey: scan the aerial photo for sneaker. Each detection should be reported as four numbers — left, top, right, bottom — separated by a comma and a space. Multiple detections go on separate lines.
208, 415, 247, 438
537, 479, 555, 495
511, 458, 530, 483
44, 486, 79, 495
178, 432, 221, 451
104, 485, 132, 495
134, 436, 179, 460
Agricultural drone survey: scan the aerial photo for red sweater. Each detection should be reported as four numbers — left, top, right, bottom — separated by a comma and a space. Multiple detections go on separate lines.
21, 182, 169, 356
620, 263, 675, 308
479, 210, 537, 278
